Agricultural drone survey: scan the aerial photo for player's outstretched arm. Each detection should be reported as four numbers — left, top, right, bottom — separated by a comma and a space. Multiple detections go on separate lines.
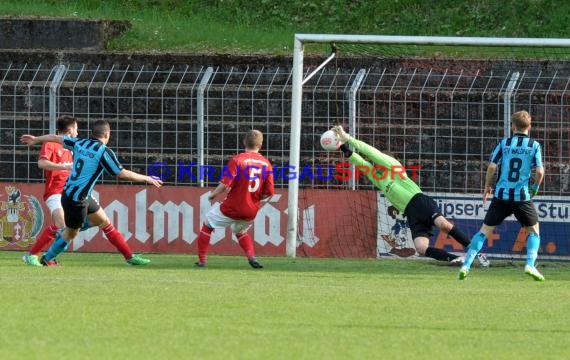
333, 126, 401, 169
208, 182, 228, 201
118, 169, 162, 188
38, 159, 72, 171
20, 134, 63, 146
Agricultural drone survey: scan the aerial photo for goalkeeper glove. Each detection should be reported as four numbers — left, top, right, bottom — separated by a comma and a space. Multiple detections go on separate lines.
529, 183, 539, 197
332, 125, 351, 143
339, 143, 353, 157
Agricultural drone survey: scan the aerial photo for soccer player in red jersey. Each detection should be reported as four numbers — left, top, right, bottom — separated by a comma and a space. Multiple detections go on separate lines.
22, 116, 152, 266
196, 129, 275, 268
22, 116, 75, 266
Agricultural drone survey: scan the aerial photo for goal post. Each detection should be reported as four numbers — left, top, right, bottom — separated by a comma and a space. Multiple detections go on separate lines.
287, 34, 570, 259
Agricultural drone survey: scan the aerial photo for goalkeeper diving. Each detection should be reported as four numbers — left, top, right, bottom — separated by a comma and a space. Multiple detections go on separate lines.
332, 125, 488, 266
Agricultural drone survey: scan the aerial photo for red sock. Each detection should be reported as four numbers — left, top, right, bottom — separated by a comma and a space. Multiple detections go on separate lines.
29, 225, 59, 255
237, 233, 255, 259
103, 224, 133, 260
197, 224, 213, 264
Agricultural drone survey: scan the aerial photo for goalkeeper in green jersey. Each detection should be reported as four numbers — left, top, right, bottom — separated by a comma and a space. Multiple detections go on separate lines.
332, 126, 489, 265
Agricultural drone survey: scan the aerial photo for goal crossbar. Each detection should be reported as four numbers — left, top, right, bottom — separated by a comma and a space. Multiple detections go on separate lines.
293, 34, 570, 47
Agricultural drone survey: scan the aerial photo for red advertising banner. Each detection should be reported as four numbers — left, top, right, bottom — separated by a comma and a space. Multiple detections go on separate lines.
0, 183, 377, 258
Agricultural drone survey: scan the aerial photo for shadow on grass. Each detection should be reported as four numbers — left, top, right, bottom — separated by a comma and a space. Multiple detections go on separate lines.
5, 251, 570, 280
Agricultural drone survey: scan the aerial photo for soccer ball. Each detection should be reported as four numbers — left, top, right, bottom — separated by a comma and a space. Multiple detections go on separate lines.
320, 130, 341, 151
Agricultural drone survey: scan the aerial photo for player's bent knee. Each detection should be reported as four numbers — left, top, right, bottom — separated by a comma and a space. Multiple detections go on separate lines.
64, 228, 80, 240
480, 224, 496, 238
89, 210, 110, 228
54, 219, 66, 228
526, 225, 540, 235
92, 218, 109, 228
413, 237, 429, 255
434, 216, 453, 232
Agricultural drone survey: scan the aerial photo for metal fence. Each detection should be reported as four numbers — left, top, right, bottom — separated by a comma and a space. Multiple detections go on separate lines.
1, 61, 569, 196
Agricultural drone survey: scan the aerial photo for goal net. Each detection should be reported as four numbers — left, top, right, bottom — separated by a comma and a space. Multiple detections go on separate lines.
288, 34, 570, 262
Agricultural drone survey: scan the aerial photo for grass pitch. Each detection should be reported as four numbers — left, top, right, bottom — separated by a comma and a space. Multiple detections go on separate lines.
1, 251, 569, 360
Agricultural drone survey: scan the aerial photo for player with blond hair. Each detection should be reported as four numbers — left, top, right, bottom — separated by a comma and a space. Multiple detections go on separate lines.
459, 110, 545, 281
22, 116, 76, 266
195, 129, 274, 268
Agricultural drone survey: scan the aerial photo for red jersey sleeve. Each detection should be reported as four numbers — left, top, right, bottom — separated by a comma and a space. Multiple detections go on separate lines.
39, 142, 72, 201
39, 142, 55, 161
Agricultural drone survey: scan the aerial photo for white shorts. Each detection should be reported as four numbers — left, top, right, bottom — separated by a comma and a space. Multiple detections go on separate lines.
45, 194, 63, 214
205, 203, 252, 235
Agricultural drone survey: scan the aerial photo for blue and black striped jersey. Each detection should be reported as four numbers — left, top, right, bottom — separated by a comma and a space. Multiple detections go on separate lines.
62, 136, 123, 201
489, 134, 542, 201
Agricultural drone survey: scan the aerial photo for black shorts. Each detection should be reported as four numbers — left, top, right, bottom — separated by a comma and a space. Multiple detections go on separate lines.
484, 198, 538, 227
403, 193, 442, 239
61, 194, 101, 229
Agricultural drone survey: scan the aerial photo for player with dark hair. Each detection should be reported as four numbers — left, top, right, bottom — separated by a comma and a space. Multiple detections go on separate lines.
459, 110, 544, 281
195, 129, 274, 268
22, 117, 155, 266
22, 116, 76, 266
332, 125, 489, 266
20, 119, 162, 265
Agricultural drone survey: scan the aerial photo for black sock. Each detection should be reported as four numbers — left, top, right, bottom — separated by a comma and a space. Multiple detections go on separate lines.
448, 226, 470, 247
339, 143, 353, 157
425, 247, 458, 262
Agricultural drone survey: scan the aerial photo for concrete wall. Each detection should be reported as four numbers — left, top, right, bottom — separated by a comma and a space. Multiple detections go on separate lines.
0, 18, 130, 50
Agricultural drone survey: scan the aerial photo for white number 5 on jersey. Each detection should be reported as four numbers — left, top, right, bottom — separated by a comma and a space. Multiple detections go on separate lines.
248, 167, 261, 192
